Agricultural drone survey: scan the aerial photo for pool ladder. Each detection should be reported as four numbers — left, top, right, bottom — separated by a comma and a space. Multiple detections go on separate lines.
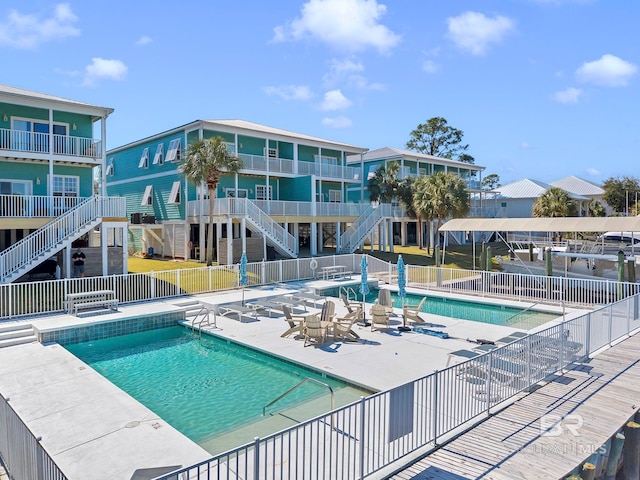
339, 286, 358, 303
262, 378, 335, 423
191, 306, 214, 339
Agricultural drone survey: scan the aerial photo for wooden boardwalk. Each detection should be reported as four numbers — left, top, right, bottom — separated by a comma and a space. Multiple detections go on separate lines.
388, 333, 640, 480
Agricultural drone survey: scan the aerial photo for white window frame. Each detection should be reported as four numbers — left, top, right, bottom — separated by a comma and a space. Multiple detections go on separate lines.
51, 175, 79, 197
141, 185, 153, 206
138, 148, 149, 169
225, 188, 248, 198
168, 181, 181, 204
0, 179, 32, 195
255, 185, 272, 200
329, 190, 342, 203
314, 155, 338, 165
166, 139, 181, 162
153, 144, 164, 165
106, 158, 114, 176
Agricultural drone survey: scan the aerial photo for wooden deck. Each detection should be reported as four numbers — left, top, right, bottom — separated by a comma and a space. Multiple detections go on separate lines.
388, 333, 640, 480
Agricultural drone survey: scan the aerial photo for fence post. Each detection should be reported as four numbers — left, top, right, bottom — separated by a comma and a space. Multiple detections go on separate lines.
253, 436, 261, 480
608, 305, 613, 346
486, 352, 493, 415
358, 396, 366, 480
432, 370, 439, 445
150, 270, 155, 299
279, 259, 283, 283
585, 312, 591, 355
176, 270, 181, 297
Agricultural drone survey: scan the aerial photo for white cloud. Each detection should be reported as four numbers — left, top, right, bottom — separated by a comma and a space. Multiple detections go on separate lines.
273, 0, 401, 53
262, 85, 314, 101
575, 54, 637, 87
320, 89, 352, 111
586, 167, 601, 176
322, 116, 353, 128
446, 11, 515, 55
83, 58, 128, 87
422, 60, 440, 73
323, 58, 384, 90
554, 87, 583, 103
0, 3, 80, 49
520, 141, 532, 149
136, 35, 153, 46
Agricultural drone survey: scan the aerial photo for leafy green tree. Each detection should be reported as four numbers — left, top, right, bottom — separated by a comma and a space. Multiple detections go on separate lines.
180, 136, 243, 265
588, 199, 606, 217
368, 161, 400, 203
532, 187, 577, 217
406, 117, 471, 162
482, 173, 501, 190
412, 171, 470, 250
602, 176, 640, 214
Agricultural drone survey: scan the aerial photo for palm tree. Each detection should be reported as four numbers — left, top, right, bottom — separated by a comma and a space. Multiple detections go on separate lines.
532, 187, 577, 218
368, 161, 400, 203
412, 171, 470, 251
180, 136, 243, 265
588, 199, 606, 217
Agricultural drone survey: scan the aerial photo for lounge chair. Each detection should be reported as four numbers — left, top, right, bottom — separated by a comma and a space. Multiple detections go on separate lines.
340, 294, 360, 314
403, 297, 427, 325
280, 305, 312, 338
303, 315, 329, 347
291, 291, 326, 308
320, 299, 336, 323
370, 303, 392, 332
218, 303, 258, 322
333, 307, 362, 342
377, 289, 395, 316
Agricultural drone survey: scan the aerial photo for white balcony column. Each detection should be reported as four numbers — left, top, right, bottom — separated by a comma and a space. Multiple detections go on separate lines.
234, 174, 238, 197
101, 115, 108, 195
293, 142, 298, 175
310, 222, 318, 256
214, 221, 221, 263
336, 221, 341, 252
388, 219, 394, 253
241, 217, 247, 253
227, 217, 233, 265
122, 224, 128, 273
65, 245, 72, 279
401, 220, 407, 246
101, 223, 109, 275
48, 108, 54, 216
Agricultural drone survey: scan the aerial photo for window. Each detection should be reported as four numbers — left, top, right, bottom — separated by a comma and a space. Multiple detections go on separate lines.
168, 181, 181, 204
138, 148, 149, 169
225, 188, 247, 198
12, 119, 67, 153
255, 185, 272, 200
153, 144, 164, 165
141, 185, 153, 206
314, 155, 338, 165
106, 158, 114, 176
329, 190, 342, 203
0, 180, 31, 195
166, 139, 181, 162
52, 175, 78, 197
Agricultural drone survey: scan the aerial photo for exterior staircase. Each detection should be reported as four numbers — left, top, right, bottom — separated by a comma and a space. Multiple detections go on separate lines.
214, 198, 297, 258
0, 196, 126, 283
337, 204, 392, 253
0, 323, 36, 348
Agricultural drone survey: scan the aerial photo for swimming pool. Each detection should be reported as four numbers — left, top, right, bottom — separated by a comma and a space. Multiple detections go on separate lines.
65, 326, 371, 453
322, 287, 558, 328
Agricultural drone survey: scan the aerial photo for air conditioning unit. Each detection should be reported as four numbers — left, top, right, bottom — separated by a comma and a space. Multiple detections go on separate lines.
130, 213, 141, 224
142, 215, 156, 224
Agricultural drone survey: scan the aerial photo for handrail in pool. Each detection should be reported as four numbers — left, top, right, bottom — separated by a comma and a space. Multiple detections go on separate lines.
262, 377, 335, 419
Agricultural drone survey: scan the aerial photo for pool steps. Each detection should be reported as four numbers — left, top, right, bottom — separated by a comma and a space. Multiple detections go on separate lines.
0, 323, 36, 348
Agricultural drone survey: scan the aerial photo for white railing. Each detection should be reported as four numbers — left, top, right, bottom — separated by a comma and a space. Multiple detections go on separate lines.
243, 199, 297, 256
298, 161, 360, 180
0, 127, 102, 158
0, 196, 126, 282
0, 195, 91, 217
189, 199, 372, 217
238, 153, 295, 174
338, 204, 393, 253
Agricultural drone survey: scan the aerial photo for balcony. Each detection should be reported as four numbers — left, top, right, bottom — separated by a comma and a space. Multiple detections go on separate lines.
0, 195, 91, 217
188, 199, 375, 218
236, 153, 360, 181
0, 128, 103, 161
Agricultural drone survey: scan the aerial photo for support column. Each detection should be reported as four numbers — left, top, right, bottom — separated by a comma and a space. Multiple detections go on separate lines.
121, 224, 128, 274
214, 222, 221, 263
370, 232, 374, 252
310, 222, 318, 256
389, 220, 394, 253
336, 221, 341, 252
227, 217, 233, 265
65, 246, 71, 279
293, 222, 299, 253
401, 220, 406, 246
241, 217, 247, 253
318, 222, 324, 253
101, 224, 109, 276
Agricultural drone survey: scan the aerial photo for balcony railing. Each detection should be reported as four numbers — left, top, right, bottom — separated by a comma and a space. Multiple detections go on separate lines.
0, 195, 93, 217
236, 153, 360, 181
188, 199, 374, 218
0, 128, 102, 159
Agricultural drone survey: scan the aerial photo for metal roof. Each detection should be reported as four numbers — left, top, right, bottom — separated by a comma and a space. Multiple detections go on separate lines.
346, 146, 485, 171
0, 83, 114, 115
440, 216, 640, 233
493, 178, 590, 200
550, 176, 604, 196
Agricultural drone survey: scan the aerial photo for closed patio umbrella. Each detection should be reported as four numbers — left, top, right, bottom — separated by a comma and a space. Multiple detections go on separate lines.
397, 255, 410, 331
239, 252, 248, 305
359, 256, 370, 326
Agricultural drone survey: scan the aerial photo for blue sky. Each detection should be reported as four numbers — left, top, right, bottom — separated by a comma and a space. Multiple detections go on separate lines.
1, 0, 638, 185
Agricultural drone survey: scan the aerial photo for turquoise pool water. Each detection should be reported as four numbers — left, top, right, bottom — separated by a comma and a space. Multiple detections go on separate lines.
323, 287, 558, 327
65, 327, 369, 445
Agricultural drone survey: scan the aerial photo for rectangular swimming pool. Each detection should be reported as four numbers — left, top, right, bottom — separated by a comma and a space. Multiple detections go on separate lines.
65, 326, 371, 453
321, 287, 559, 329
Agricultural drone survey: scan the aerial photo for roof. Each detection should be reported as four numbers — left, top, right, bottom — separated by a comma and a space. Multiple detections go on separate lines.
550, 176, 604, 196
493, 178, 590, 201
203, 120, 367, 152
346, 146, 485, 171
0, 83, 114, 116
440, 216, 640, 233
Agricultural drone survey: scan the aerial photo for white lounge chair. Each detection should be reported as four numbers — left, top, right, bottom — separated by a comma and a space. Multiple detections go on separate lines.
218, 303, 258, 322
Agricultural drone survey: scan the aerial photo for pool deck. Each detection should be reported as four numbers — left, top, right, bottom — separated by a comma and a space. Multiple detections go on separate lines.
0, 280, 589, 479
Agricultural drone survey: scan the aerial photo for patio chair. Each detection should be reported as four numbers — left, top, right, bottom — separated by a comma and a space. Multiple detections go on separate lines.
280, 305, 311, 338
377, 289, 395, 315
218, 303, 258, 322
303, 315, 328, 347
370, 303, 392, 332
340, 294, 360, 314
333, 307, 362, 342
403, 297, 427, 325
320, 299, 336, 323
